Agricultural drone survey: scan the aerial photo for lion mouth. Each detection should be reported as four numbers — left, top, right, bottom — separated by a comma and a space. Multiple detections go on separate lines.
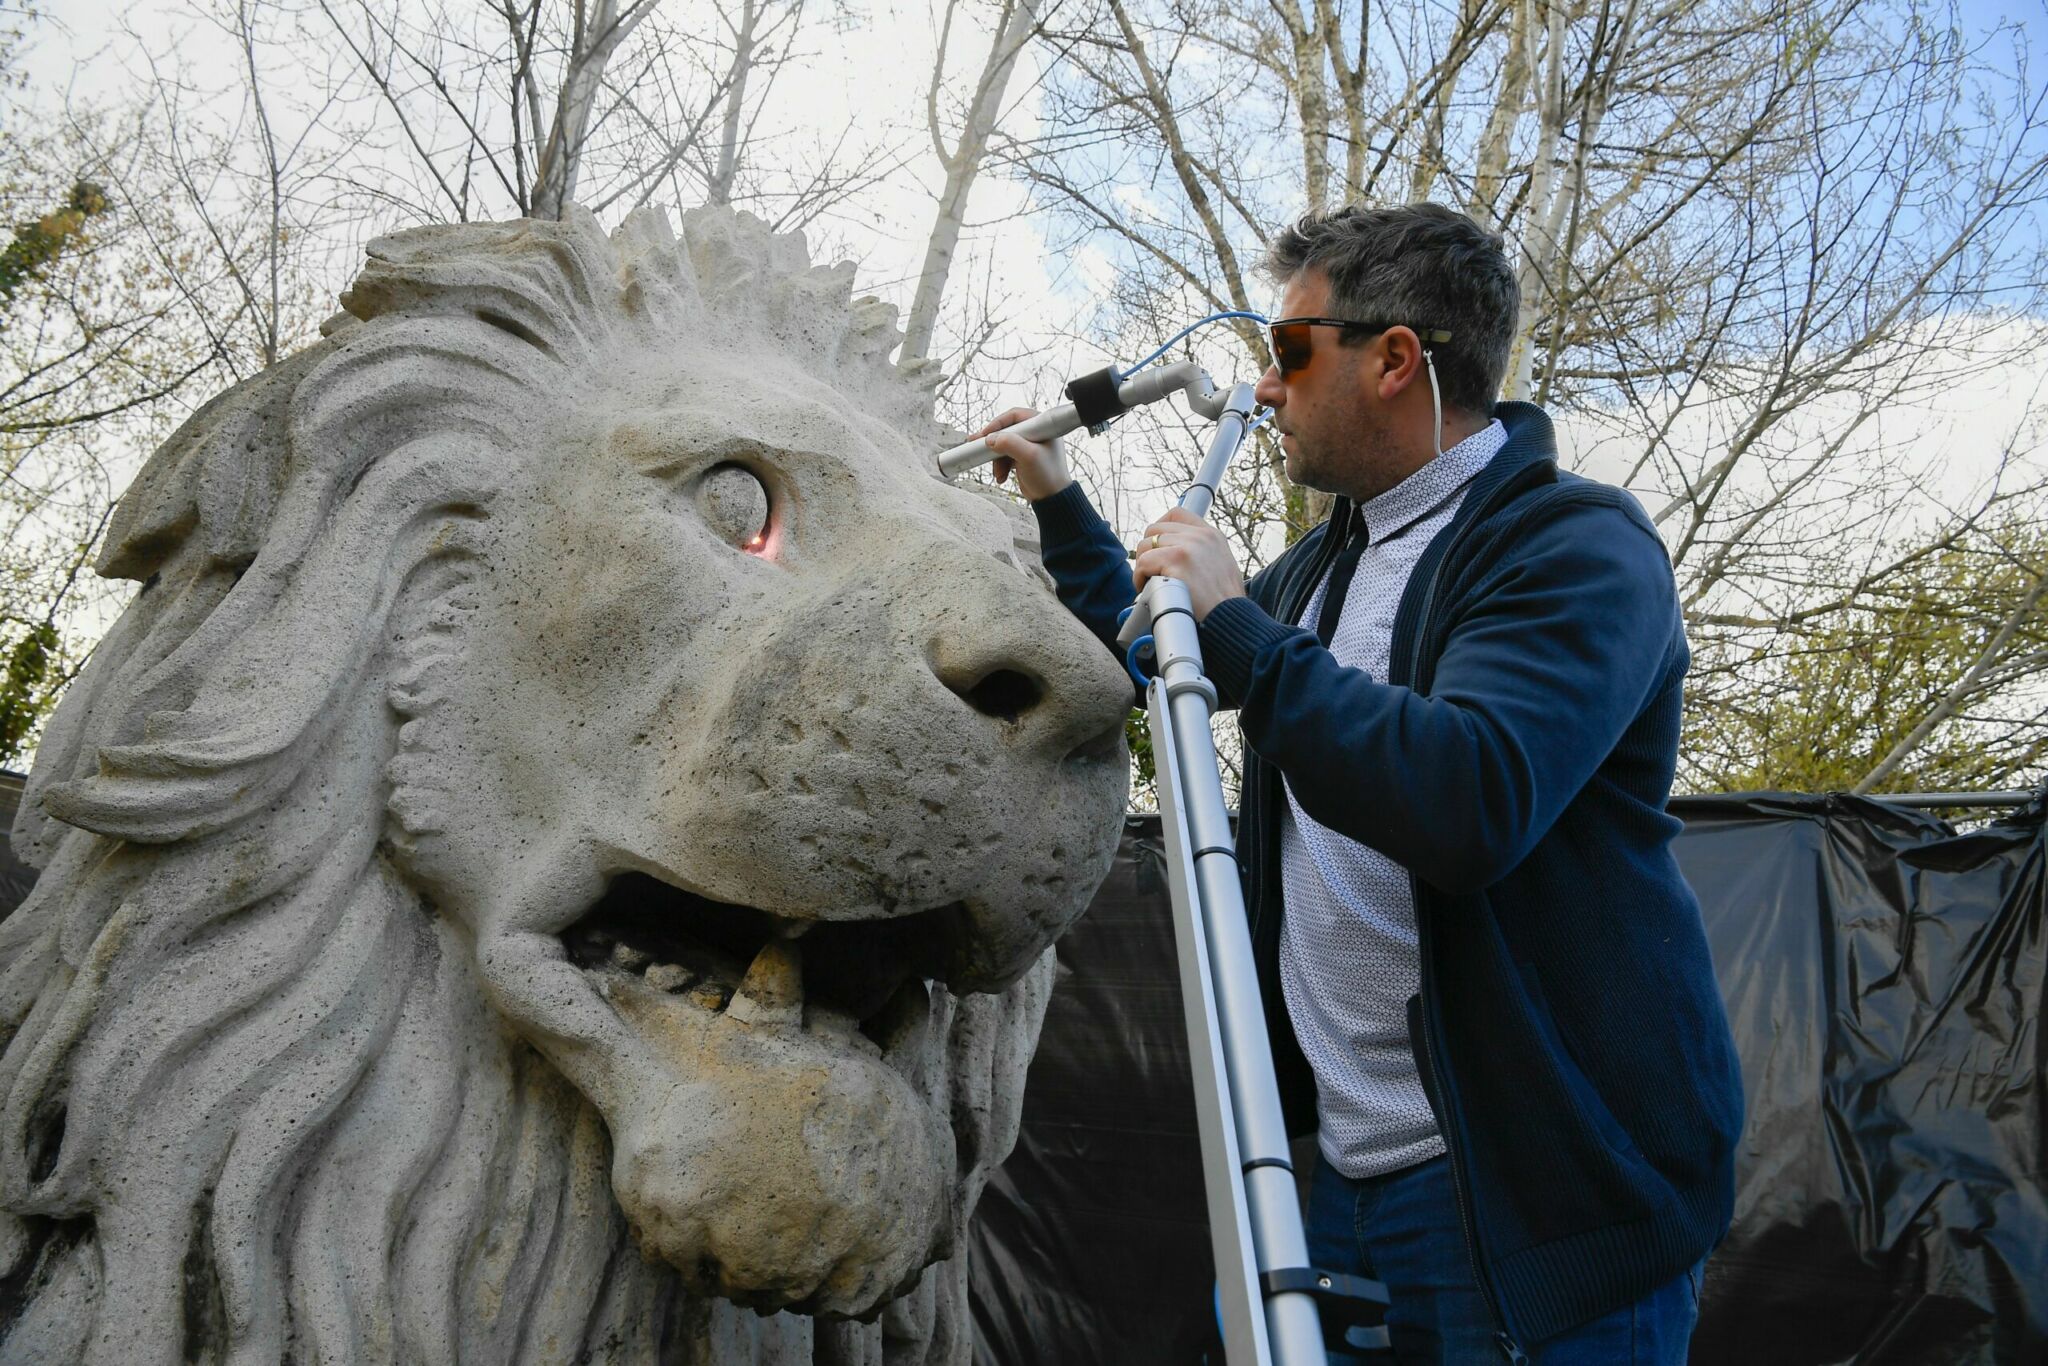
561, 873, 958, 1082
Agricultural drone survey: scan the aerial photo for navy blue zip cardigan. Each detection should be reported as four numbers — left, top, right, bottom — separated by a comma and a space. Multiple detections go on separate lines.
1030, 402, 1744, 1347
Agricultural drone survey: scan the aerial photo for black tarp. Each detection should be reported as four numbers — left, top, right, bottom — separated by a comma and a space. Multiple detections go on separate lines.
970, 795, 2047, 1366
0, 777, 33, 915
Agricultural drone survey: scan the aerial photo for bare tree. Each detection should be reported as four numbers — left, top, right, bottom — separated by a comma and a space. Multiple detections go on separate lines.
309, 0, 659, 222
0, 2, 328, 761
1006, 0, 2048, 793
900, 0, 1045, 363
305, 0, 900, 234
12, 0, 2045, 794
0, 0, 991, 764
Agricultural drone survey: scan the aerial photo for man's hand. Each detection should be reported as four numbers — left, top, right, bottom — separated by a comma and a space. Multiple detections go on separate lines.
1133, 507, 1246, 621
971, 407, 1073, 502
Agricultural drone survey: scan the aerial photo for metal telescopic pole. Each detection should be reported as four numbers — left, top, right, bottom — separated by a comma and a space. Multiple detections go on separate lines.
1120, 383, 1329, 1366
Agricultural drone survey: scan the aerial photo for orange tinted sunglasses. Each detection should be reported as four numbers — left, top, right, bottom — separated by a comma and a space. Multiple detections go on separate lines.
1267, 317, 1453, 375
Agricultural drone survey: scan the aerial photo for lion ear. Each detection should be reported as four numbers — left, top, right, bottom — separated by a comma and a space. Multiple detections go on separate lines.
39, 436, 497, 846
99, 354, 316, 584
15, 359, 312, 863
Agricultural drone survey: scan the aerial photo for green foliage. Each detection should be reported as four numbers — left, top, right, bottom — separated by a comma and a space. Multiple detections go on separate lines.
1686, 525, 2048, 794
0, 618, 57, 769
0, 180, 108, 319
1125, 706, 1154, 796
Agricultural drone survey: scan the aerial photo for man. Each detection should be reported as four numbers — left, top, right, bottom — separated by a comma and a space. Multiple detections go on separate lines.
973, 203, 1744, 1363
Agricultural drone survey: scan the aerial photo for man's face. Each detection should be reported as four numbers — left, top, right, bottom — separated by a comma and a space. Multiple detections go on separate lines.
1253, 264, 1449, 505
1253, 268, 1400, 502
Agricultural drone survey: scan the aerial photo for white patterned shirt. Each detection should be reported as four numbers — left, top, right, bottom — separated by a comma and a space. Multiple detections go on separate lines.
1278, 420, 1508, 1179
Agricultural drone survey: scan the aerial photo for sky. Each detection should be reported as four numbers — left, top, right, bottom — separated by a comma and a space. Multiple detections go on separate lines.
23, 0, 1098, 376
19, 0, 2048, 544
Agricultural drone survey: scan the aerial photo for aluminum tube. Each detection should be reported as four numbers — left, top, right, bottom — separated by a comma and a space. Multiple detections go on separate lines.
1170, 704, 1325, 1364
1178, 382, 1259, 522
932, 362, 1223, 477
1152, 678, 1274, 1366
1114, 359, 1206, 408
1149, 593, 1324, 1366
934, 403, 1082, 477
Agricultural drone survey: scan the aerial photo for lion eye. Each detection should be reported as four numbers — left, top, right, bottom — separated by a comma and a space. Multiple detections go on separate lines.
696, 463, 771, 552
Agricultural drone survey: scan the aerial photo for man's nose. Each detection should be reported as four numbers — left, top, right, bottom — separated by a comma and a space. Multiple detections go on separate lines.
1253, 365, 1286, 408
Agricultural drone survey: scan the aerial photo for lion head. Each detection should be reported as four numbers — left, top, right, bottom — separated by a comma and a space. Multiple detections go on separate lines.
0, 206, 1129, 1364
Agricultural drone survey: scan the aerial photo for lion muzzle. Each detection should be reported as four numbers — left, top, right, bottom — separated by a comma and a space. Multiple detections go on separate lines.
605, 967, 956, 1318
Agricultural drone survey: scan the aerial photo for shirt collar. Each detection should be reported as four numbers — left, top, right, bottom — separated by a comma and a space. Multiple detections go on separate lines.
1354, 419, 1507, 544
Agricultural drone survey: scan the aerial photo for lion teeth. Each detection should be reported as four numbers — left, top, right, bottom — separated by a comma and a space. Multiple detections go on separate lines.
806, 1003, 873, 1052
727, 939, 804, 1028
645, 962, 694, 993
868, 978, 934, 1085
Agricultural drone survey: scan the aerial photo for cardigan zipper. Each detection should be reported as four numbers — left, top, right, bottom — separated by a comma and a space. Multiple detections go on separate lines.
1398, 466, 1552, 1364
1411, 904, 1528, 1363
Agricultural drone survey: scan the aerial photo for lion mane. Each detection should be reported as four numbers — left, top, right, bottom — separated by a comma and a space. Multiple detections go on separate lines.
0, 207, 1045, 1365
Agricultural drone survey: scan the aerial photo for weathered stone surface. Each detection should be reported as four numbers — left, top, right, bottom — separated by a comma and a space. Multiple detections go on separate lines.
0, 206, 1130, 1364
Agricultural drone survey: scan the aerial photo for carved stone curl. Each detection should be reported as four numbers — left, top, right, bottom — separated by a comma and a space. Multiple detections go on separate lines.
0, 206, 1130, 1365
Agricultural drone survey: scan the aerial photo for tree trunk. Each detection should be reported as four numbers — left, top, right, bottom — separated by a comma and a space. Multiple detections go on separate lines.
1468, 0, 1532, 224
1506, 0, 1564, 400
901, 0, 1041, 363
1291, 6, 1333, 211
1410, 0, 1482, 200
1508, 0, 1639, 398
533, 0, 658, 220
706, 0, 763, 206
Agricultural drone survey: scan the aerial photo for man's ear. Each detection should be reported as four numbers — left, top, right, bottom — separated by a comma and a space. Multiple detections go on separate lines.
1375, 326, 1427, 401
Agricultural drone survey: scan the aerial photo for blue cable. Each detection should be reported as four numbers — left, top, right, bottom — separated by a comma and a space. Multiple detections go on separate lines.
1124, 634, 1156, 690
1115, 310, 1269, 381
1079, 310, 1276, 447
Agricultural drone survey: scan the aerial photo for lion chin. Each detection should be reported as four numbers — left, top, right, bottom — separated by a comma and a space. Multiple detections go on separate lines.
0, 203, 1130, 1366
532, 876, 967, 1318
594, 916, 953, 1315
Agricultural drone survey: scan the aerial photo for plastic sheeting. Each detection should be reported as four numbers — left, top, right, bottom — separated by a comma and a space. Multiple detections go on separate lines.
1679, 794, 2045, 1365
970, 794, 2046, 1366
968, 815, 1217, 1366
0, 778, 32, 915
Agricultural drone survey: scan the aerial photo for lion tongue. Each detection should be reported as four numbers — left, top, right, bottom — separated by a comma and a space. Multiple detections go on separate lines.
727, 938, 804, 1029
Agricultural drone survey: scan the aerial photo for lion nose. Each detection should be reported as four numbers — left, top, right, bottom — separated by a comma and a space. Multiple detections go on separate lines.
930, 649, 1124, 759
941, 665, 1044, 724
924, 575, 1130, 756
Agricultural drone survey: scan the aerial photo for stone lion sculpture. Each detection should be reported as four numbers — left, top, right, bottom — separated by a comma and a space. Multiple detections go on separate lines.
0, 206, 1131, 1364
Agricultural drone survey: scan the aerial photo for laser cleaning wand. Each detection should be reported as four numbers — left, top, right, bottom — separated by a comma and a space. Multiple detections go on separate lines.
937, 349, 1391, 1366
932, 359, 1234, 476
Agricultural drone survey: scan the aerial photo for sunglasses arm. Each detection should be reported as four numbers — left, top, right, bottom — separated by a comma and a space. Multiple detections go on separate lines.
934, 361, 1227, 477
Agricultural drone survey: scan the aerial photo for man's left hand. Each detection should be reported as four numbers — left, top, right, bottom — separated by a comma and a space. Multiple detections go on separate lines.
1133, 507, 1246, 620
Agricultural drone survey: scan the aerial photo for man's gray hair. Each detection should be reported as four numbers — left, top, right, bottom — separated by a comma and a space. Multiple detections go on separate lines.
1264, 203, 1519, 415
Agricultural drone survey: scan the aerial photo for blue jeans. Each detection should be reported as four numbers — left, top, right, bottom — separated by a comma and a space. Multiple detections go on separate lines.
1304, 1152, 1701, 1364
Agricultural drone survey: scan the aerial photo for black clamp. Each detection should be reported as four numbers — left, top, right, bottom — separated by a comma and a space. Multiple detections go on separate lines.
1064, 365, 1126, 435
1261, 1267, 1393, 1357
